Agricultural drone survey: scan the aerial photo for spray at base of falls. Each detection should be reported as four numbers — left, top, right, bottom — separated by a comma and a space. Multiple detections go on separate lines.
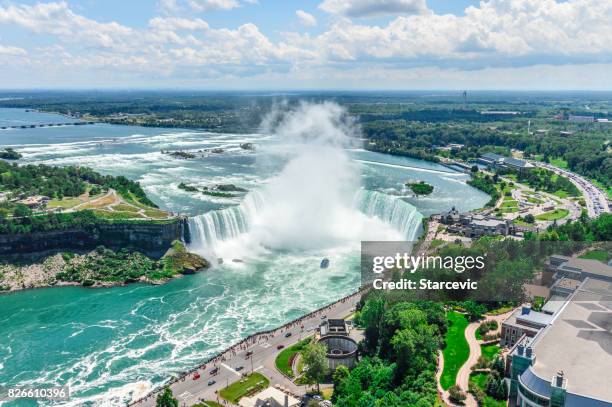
188, 189, 423, 257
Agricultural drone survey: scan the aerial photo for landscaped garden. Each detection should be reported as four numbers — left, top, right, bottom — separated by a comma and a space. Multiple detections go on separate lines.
579, 249, 611, 263
275, 337, 311, 378
469, 373, 506, 407
219, 372, 269, 404
440, 311, 469, 390
480, 344, 500, 363
536, 208, 569, 221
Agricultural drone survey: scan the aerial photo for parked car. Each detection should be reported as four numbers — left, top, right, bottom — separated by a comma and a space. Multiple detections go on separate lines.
235, 366, 244, 371
245, 351, 253, 358
209, 368, 219, 375
277, 344, 285, 350
284, 332, 292, 338
208, 380, 216, 386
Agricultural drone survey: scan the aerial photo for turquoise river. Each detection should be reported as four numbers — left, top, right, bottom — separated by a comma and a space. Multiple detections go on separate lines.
0, 107, 488, 406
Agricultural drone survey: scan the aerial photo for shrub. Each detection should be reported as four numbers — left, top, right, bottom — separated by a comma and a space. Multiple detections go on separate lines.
449, 385, 466, 404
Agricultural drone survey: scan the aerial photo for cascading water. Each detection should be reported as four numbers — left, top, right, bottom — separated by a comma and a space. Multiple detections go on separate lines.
188, 190, 266, 249
188, 188, 423, 252
354, 190, 423, 241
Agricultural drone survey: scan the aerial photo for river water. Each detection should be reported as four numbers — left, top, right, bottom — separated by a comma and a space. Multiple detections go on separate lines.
0, 108, 488, 406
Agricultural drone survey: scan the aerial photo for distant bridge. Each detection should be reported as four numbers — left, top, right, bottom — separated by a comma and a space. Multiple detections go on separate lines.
0, 121, 96, 130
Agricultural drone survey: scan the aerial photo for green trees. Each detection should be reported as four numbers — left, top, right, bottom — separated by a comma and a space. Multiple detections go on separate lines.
0, 161, 157, 218
407, 181, 434, 196
333, 300, 445, 406
0, 148, 22, 160
156, 387, 178, 407
302, 341, 329, 393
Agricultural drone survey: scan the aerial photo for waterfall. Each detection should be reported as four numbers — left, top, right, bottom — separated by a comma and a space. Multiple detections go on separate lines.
188, 188, 423, 251
188, 190, 265, 249
354, 190, 423, 241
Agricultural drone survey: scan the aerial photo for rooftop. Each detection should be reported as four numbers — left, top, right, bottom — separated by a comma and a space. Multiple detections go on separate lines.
564, 257, 612, 280
529, 278, 612, 403
501, 157, 533, 169
238, 387, 300, 407
481, 152, 504, 161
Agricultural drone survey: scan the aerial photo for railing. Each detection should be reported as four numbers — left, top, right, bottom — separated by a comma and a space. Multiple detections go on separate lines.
127, 287, 369, 406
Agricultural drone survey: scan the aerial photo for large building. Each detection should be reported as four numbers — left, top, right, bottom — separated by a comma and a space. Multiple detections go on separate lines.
477, 152, 534, 173
508, 278, 612, 406
501, 305, 554, 347
547, 256, 612, 283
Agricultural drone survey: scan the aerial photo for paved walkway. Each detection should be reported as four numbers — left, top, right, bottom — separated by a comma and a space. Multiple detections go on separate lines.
456, 322, 480, 407
130, 292, 363, 406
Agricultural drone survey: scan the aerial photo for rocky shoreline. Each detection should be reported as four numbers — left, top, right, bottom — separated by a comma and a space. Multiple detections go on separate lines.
0, 243, 209, 294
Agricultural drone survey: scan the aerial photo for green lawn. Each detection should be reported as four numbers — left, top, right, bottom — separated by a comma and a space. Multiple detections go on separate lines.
219, 373, 269, 404
553, 190, 569, 199
193, 402, 224, 407
430, 239, 445, 249
513, 219, 533, 227
440, 311, 469, 390
549, 157, 569, 169
526, 196, 544, 204
535, 208, 569, 221
480, 344, 500, 363
47, 197, 82, 209
470, 372, 488, 389
500, 199, 518, 208
274, 337, 311, 378
579, 250, 610, 263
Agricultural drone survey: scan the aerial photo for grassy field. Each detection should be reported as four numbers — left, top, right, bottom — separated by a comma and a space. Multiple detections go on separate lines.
480, 344, 500, 363
549, 157, 569, 169
92, 209, 145, 220
500, 199, 518, 208
219, 373, 269, 404
579, 249, 610, 262
535, 208, 569, 221
274, 337, 311, 378
440, 311, 469, 390
47, 197, 82, 209
193, 402, 224, 407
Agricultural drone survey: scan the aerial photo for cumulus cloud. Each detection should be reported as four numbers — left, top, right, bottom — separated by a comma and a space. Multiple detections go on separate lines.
159, 0, 254, 13
319, 0, 429, 17
0, 44, 27, 56
0, 2, 133, 49
296, 10, 317, 27
0, 0, 611, 87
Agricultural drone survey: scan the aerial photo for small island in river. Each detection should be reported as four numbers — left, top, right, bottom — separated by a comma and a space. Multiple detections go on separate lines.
407, 181, 434, 196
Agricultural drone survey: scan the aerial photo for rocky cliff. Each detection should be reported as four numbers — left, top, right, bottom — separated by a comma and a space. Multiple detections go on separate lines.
0, 218, 190, 258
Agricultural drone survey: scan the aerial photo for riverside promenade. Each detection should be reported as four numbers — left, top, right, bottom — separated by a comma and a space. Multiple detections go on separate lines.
129, 288, 366, 406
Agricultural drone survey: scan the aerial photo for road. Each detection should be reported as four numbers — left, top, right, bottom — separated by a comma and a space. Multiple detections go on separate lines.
131, 293, 362, 407
532, 162, 610, 217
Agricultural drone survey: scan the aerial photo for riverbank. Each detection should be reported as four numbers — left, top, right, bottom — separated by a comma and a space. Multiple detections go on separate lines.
0, 240, 209, 293
129, 287, 367, 406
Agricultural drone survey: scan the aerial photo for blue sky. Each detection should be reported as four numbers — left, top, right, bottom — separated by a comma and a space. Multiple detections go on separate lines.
0, 0, 611, 89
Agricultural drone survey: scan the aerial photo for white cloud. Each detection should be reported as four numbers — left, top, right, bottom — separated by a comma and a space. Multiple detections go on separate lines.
0, 0, 611, 88
0, 44, 27, 56
0, 2, 133, 49
296, 10, 317, 27
319, 0, 429, 17
310, 0, 612, 63
159, 0, 253, 13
